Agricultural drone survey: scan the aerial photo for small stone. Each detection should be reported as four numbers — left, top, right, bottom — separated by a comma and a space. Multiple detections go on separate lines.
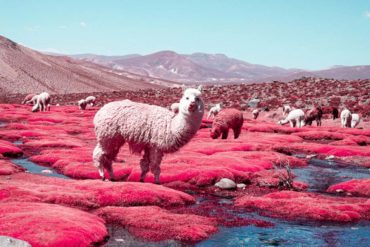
335, 189, 344, 193
215, 178, 236, 189
306, 154, 316, 159
41, 169, 53, 174
115, 239, 124, 242
325, 155, 335, 160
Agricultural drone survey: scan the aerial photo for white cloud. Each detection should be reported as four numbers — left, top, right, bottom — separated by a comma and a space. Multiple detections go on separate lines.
80, 21, 87, 27
366, 11, 370, 18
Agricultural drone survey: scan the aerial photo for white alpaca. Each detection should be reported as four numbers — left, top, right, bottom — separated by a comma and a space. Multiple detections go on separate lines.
207, 103, 221, 119
282, 105, 292, 117
277, 109, 305, 128
340, 109, 352, 128
351, 113, 360, 128
31, 92, 51, 112
78, 96, 96, 110
170, 103, 179, 114
93, 87, 204, 184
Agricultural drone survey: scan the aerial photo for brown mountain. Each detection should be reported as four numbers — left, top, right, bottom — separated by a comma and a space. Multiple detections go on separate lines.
72, 51, 370, 83
72, 51, 297, 83
0, 36, 177, 94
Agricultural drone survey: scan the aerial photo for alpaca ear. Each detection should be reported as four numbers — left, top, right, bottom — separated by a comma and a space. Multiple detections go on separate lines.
197, 85, 203, 92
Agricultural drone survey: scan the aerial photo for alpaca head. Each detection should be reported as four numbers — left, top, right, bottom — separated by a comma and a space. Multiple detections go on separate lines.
78, 99, 87, 110
179, 88, 204, 115
32, 103, 39, 112
210, 126, 221, 139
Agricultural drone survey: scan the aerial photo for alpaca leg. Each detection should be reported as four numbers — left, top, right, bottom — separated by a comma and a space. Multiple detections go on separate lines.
149, 148, 163, 184
93, 138, 124, 181
139, 148, 150, 182
221, 130, 229, 139
289, 121, 294, 128
233, 127, 241, 139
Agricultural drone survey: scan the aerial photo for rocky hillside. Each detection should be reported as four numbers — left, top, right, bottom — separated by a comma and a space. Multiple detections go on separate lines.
0, 36, 178, 94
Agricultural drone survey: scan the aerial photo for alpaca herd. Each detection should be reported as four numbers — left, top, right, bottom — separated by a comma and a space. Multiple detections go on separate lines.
18, 87, 364, 184
276, 104, 360, 129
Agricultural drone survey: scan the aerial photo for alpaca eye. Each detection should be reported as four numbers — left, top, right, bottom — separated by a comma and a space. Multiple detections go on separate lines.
186, 97, 189, 100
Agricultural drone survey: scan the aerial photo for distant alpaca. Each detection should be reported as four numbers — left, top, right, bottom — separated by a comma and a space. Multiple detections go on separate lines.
210, 108, 244, 139
252, 109, 261, 119
32, 92, 51, 112
282, 105, 292, 117
93, 87, 204, 184
351, 113, 360, 128
278, 109, 305, 128
170, 103, 179, 114
304, 106, 323, 126
207, 103, 222, 119
78, 96, 97, 110
340, 109, 352, 128
332, 107, 339, 120
22, 94, 36, 105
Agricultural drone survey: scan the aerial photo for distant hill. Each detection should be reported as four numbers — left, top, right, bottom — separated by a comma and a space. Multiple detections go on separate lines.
0, 35, 177, 94
71, 51, 370, 83
71, 51, 299, 83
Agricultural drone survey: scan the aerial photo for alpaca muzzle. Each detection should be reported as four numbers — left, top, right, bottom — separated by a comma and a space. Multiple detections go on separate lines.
188, 103, 197, 112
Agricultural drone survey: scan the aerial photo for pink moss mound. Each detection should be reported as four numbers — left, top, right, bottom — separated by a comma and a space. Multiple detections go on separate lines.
235, 191, 370, 222
0, 140, 23, 157
0, 173, 194, 209
327, 179, 370, 197
95, 206, 218, 242
0, 202, 108, 247
0, 159, 25, 175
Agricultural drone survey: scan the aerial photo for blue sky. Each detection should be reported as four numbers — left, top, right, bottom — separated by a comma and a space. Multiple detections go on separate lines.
0, 0, 369, 70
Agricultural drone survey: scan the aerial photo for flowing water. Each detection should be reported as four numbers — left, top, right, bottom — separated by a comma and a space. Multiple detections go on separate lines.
293, 158, 370, 192
11, 158, 69, 179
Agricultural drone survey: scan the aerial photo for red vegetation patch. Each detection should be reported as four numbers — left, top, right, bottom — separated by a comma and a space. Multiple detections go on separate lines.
251, 169, 308, 191
327, 179, 370, 197
0, 140, 23, 157
0, 159, 25, 175
0, 202, 108, 247
235, 191, 370, 222
95, 206, 218, 242
0, 173, 194, 209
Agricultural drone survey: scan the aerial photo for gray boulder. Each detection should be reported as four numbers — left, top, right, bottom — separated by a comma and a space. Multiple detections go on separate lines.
0, 236, 31, 247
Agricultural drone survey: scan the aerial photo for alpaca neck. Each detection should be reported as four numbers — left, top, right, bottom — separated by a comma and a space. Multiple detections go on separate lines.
167, 111, 203, 151
171, 112, 202, 135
